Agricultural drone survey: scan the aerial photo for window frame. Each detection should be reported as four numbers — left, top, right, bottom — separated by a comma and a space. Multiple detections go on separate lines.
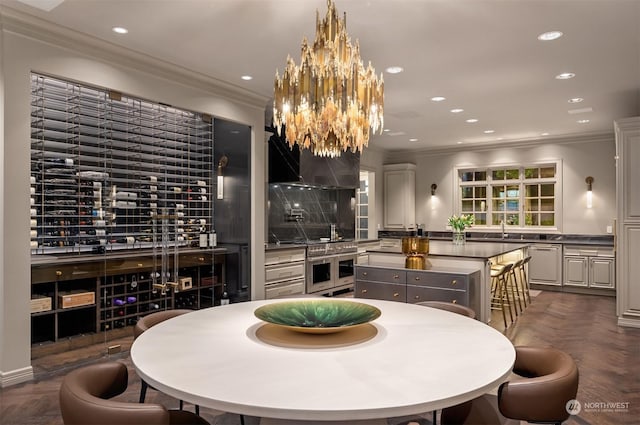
453, 160, 562, 232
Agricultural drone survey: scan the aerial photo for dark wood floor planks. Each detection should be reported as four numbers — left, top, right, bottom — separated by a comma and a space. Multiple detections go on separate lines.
1, 291, 638, 425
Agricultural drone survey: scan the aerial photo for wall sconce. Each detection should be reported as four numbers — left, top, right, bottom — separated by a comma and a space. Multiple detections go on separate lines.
217, 155, 228, 200
585, 176, 593, 208
430, 183, 438, 196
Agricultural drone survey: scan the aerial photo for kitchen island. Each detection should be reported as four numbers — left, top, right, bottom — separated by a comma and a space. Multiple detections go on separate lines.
362, 240, 529, 323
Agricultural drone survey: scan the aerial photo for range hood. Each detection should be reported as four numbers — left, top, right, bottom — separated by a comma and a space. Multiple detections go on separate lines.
267, 128, 360, 188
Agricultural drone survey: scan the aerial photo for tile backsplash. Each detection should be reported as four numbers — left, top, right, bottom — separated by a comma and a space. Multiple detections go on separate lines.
268, 184, 355, 242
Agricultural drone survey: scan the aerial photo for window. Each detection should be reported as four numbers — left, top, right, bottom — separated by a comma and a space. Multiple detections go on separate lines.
457, 163, 559, 229
356, 171, 370, 239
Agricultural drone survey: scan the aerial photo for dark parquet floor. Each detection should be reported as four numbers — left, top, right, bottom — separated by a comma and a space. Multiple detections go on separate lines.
1, 291, 638, 425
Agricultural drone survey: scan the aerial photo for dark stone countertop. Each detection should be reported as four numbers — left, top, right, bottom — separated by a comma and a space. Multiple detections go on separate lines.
379, 230, 614, 246
368, 240, 528, 260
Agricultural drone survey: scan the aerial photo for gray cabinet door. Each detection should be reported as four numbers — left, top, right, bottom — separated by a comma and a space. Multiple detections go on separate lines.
564, 256, 588, 287
590, 257, 615, 289
406, 271, 468, 291
529, 244, 562, 286
356, 267, 406, 284
406, 285, 467, 305
355, 281, 406, 303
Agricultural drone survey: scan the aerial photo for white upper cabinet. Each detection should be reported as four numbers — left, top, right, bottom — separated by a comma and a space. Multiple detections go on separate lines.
383, 164, 416, 230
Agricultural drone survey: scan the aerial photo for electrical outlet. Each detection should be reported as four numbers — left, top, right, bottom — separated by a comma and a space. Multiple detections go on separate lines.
606, 225, 613, 234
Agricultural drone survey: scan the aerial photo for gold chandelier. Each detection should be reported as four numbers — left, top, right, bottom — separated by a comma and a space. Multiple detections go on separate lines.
273, 0, 384, 158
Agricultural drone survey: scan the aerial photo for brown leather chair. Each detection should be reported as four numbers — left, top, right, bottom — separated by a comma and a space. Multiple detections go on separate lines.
134, 309, 193, 340
416, 301, 477, 319
441, 346, 579, 425
134, 309, 192, 404
59, 361, 209, 425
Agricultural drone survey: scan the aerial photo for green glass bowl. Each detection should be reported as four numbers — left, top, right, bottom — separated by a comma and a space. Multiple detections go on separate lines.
254, 299, 381, 334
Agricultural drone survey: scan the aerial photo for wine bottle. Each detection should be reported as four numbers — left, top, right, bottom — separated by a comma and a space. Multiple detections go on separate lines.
199, 225, 207, 249
221, 284, 230, 305
113, 298, 125, 306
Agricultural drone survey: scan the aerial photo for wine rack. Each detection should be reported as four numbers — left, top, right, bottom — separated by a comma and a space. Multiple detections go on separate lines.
30, 73, 215, 255
31, 250, 224, 351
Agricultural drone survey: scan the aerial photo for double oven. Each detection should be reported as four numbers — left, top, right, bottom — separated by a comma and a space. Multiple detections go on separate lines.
306, 241, 358, 294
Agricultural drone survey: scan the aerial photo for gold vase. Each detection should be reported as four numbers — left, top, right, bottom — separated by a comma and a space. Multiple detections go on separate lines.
405, 254, 426, 270
401, 236, 429, 255
402, 236, 429, 270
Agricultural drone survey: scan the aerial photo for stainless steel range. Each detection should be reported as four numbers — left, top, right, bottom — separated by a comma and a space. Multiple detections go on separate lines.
306, 240, 358, 294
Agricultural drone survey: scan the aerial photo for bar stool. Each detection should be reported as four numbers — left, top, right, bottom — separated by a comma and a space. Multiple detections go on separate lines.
506, 258, 525, 314
490, 263, 514, 328
519, 256, 532, 305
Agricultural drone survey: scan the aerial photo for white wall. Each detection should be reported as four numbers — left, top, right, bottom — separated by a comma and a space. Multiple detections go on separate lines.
385, 136, 616, 235
0, 17, 266, 384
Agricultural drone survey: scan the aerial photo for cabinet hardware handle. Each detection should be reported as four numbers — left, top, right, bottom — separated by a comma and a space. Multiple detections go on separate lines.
451, 280, 457, 286
198, 257, 205, 261
415, 295, 420, 299
363, 272, 368, 276
137, 263, 143, 267
56, 270, 62, 276
414, 277, 420, 281
452, 300, 458, 304
393, 292, 399, 297
361, 289, 368, 294
393, 274, 399, 279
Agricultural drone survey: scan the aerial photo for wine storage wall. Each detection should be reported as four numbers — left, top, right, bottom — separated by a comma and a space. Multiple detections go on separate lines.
30, 73, 215, 254
29, 73, 222, 354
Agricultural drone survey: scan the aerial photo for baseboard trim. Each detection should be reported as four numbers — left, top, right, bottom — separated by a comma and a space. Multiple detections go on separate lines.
618, 317, 640, 328
0, 366, 34, 387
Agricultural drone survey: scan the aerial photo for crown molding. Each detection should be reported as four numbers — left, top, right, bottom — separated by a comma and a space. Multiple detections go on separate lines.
0, 6, 269, 111
384, 130, 615, 161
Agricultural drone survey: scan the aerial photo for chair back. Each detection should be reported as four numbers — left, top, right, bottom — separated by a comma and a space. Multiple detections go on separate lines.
415, 301, 477, 319
498, 346, 579, 423
59, 362, 170, 425
134, 309, 192, 339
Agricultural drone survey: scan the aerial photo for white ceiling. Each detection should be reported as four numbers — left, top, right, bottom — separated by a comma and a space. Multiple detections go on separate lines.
2, 0, 639, 152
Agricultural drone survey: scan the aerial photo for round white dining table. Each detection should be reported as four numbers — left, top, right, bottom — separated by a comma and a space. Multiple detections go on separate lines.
130, 298, 515, 423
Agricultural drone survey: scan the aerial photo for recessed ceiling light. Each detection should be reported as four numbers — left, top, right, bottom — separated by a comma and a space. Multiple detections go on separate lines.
537, 31, 563, 41
568, 97, 584, 103
496, 137, 504, 141
450, 108, 464, 113
409, 138, 418, 142
577, 119, 590, 124
466, 118, 479, 123
541, 132, 550, 136
555, 72, 575, 80
385, 66, 404, 74
241, 75, 253, 81
457, 141, 463, 144
483, 130, 495, 134
112, 26, 128, 34
383, 128, 390, 133
431, 96, 446, 102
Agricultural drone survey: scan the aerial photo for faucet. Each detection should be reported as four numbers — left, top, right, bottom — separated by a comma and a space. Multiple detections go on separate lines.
270, 232, 280, 246
500, 220, 507, 239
